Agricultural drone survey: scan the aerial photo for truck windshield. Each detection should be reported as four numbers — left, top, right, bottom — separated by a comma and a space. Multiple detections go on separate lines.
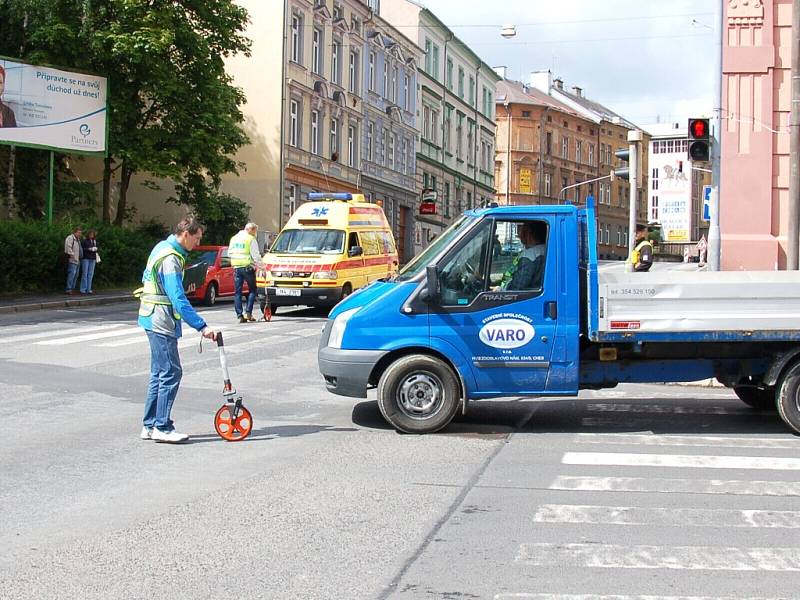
271, 229, 345, 254
396, 215, 476, 281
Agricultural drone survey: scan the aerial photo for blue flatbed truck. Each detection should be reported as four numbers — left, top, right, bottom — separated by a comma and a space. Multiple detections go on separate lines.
318, 199, 800, 434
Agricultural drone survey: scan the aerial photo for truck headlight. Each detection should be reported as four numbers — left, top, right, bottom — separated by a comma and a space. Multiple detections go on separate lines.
328, 307, 359, 349
313, 270, 337, 279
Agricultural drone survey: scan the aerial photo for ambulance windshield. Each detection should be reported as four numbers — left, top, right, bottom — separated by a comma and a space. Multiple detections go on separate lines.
271, 229, 345, 254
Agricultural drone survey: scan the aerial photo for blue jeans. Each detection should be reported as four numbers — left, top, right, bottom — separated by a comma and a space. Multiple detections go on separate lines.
234, 267, 256, 316
80, 258, 96, 293
65, 262, 80, 292
143, 330, 182, 431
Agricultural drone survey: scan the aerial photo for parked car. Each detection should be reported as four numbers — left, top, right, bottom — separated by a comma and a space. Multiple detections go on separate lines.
185, 245, 238, 306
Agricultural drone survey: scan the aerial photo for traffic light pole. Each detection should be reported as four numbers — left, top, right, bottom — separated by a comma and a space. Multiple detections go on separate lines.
626, 130, 642, 272
708, 0, 723, 271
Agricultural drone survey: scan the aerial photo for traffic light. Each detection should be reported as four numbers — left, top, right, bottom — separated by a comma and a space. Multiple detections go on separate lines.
688, 118, 710, 162
611, 148, 630, 181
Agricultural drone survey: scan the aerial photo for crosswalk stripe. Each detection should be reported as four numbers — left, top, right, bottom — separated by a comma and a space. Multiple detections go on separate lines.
514, 542, 800, 571
532, 504, 800, 529
97, 328, 250, 348
586, 403, 747, 415
574, 433, 800, 449
494, 594, 783, 600
1, 323, 127, 345
35, 326, 142, 345
562, 452, 800, 471
548, 476, 800, 497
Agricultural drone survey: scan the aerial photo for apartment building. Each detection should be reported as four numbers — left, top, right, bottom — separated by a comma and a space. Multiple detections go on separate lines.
380, 0, 500, 254
359, 13, 421, 262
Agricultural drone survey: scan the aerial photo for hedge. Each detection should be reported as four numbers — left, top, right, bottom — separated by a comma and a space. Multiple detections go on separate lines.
0, 221, 163, 295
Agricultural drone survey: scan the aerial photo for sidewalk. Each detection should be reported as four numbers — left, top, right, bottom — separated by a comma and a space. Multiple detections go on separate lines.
0, 290, 134, 315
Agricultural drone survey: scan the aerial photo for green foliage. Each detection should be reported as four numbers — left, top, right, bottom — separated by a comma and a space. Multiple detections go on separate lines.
169, 173, 249, 245
0, 220, 161, 294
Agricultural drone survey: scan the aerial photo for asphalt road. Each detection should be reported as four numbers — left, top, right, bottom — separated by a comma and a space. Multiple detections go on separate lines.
0, 301, 798, 599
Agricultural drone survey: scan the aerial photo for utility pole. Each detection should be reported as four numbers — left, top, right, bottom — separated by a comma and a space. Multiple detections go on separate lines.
788, 0, 800, 269
708, 0, 724, 271
625, 129, 643, 272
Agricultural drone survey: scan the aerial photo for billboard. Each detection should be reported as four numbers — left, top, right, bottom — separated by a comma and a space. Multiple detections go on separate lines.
519, 168, 531, 194
0, 58, 107, 155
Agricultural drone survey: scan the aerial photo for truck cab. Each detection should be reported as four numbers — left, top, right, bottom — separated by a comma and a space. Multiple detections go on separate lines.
318, 201, 800, 435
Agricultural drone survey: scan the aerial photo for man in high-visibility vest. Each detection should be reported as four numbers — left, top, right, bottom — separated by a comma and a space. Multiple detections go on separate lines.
136, 217, 217, 443
630, 223, 654, 272
229, 222, 262, 323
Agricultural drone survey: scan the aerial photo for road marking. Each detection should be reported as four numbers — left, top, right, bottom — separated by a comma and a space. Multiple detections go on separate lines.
97, 328, 250, 348
515, 543, 800, 571
574, 433, 800, 449
532, 504, 800, 528
1, 323, 127, 344
548, 476, 800, 496
562, 452, 800, 471
586, 403, 747, 415
35, 326, 142, 345
495, 595, 784, 600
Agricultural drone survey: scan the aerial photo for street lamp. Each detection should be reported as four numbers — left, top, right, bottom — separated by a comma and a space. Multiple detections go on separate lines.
501, 24, 516, 39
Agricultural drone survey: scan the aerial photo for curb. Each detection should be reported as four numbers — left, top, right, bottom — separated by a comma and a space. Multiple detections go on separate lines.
0, 294, 134, 315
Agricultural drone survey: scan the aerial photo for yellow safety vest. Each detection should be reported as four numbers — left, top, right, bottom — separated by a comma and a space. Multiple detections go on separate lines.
229, 230, 255, 268
629, 239, 653, 267
135, 243, 185, 319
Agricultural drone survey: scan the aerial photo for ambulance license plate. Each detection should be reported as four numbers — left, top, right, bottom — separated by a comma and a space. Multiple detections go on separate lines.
276, 288, 301, 297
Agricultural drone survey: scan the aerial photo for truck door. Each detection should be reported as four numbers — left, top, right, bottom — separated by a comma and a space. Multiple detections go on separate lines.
429, 217, 560, 396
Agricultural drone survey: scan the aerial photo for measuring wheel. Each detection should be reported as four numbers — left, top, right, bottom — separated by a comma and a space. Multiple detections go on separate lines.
214, 402, 253, 441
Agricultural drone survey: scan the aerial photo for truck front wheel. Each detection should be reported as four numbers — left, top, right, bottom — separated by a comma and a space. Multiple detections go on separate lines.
377, 355, 460, 434
777, 362, 800, 434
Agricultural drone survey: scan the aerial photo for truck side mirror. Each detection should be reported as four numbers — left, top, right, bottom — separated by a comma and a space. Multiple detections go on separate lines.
348, 246, 363, 257
425, 265, 440, 302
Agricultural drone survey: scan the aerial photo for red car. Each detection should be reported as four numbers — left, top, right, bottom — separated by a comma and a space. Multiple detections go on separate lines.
185, 245, 237, 306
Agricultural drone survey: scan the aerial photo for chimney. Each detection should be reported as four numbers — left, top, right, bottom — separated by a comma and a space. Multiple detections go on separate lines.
571, 85, 582, 97
553, 77, 564, 90
529, 70, 552, 94
493, 66, 508, 79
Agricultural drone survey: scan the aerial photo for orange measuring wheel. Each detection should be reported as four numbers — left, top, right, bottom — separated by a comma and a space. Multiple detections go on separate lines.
262, 306, 272, 322
214, 403, 253, 441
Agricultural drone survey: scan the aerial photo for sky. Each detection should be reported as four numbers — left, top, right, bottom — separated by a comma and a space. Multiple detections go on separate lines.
415, 0, 717, 128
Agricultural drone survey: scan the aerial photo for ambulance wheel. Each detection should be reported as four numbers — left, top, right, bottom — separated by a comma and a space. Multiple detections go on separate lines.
214, 404, 253, 441
377, 354, 460, 434
341, 283, 352, 301
203, 282, 218, 306
733, 377, 776, 410
776, 362, 800, 435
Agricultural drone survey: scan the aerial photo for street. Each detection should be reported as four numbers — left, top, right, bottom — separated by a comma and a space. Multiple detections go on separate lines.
0, 301, 799, 599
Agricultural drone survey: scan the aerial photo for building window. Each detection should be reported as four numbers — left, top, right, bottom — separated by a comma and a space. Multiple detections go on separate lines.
401, 138, 407, 174
391, 66, 398, 103
430, 109, 439, 145
561, 136, 568, 159
424, 39, 432, 75
333, 3, 343, 20
458, 67, 464, 98
288, 184, 297, 215
310, 110, 319, 154
349, 51, 359, 94
522, 110, 531, 118
348, 125, 356, 167
291, 14, 302, 64
351, 16, 361, 36
467, 120, 474, 164
446, 58, 453, 90
312, 28, 323, 74
404, 74, 411, 110
544, 173, 552, 196
381, 128, 387, 164
389, 133, 395, 169
456, 115, 463, 159
444, 181, 451, 217
482, 86, 488, 116
443, 107, 451, 152
546, 132, 552, 155
289, 99, 299, 147
487, 91, 493, 119
383, 60, 388, 98
368, 0, 379, 11
423, 105, 430, 141
331, 40, 341, 84
576, 140, 582, 163
432, 45, 439, 80
367, 122, 374, 161
369, 52, 375, 91
330, 117, 339, 158
588, 143, 594, 165
468, 75, 475, 106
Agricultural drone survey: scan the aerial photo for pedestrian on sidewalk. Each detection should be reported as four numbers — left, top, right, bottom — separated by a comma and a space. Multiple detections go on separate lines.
137, 216, 217, 443
63, 226, 83, 294
228, 222, 261, 323
80, 228, 99, 294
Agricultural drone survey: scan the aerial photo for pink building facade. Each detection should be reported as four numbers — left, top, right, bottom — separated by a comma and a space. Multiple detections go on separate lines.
722, 0, 791, 269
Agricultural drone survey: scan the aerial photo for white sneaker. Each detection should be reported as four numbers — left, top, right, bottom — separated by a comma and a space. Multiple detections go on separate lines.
140, 426, 153, 440
151, 428, 189, 443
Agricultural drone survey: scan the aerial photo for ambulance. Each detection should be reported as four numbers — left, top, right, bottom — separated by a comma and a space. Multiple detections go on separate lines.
258, 193, 399, 310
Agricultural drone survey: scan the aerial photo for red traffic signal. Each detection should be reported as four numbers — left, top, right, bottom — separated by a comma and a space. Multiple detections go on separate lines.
688, 118, 710, 140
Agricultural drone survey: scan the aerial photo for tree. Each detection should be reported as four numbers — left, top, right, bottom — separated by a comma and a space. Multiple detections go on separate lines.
0, 0, 251, 224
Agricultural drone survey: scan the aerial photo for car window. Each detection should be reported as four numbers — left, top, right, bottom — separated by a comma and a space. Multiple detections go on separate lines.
187, 250, 218, 267
489, 220, 548, 293
220, 248, 231, 268
361, 232, 381, 256
438, 219, 491, 306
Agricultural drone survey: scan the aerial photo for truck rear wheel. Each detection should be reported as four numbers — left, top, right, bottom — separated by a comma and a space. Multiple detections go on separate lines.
733, 378, 776, 411
377, 355, 460, 434
777, 362, 800, 434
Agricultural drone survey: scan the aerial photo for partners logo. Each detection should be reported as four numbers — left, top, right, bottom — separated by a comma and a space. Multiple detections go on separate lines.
71, 122, 99, 147
478, 317, 535, 349
79, 123, 91, 137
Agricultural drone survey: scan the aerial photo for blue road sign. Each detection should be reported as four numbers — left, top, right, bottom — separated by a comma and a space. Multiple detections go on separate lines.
703, 185, 712, 221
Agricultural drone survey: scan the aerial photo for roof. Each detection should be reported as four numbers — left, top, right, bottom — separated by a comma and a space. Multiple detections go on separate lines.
554, 86, 640, 130
641, 122, 688, 138
495, 79, 579, 115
